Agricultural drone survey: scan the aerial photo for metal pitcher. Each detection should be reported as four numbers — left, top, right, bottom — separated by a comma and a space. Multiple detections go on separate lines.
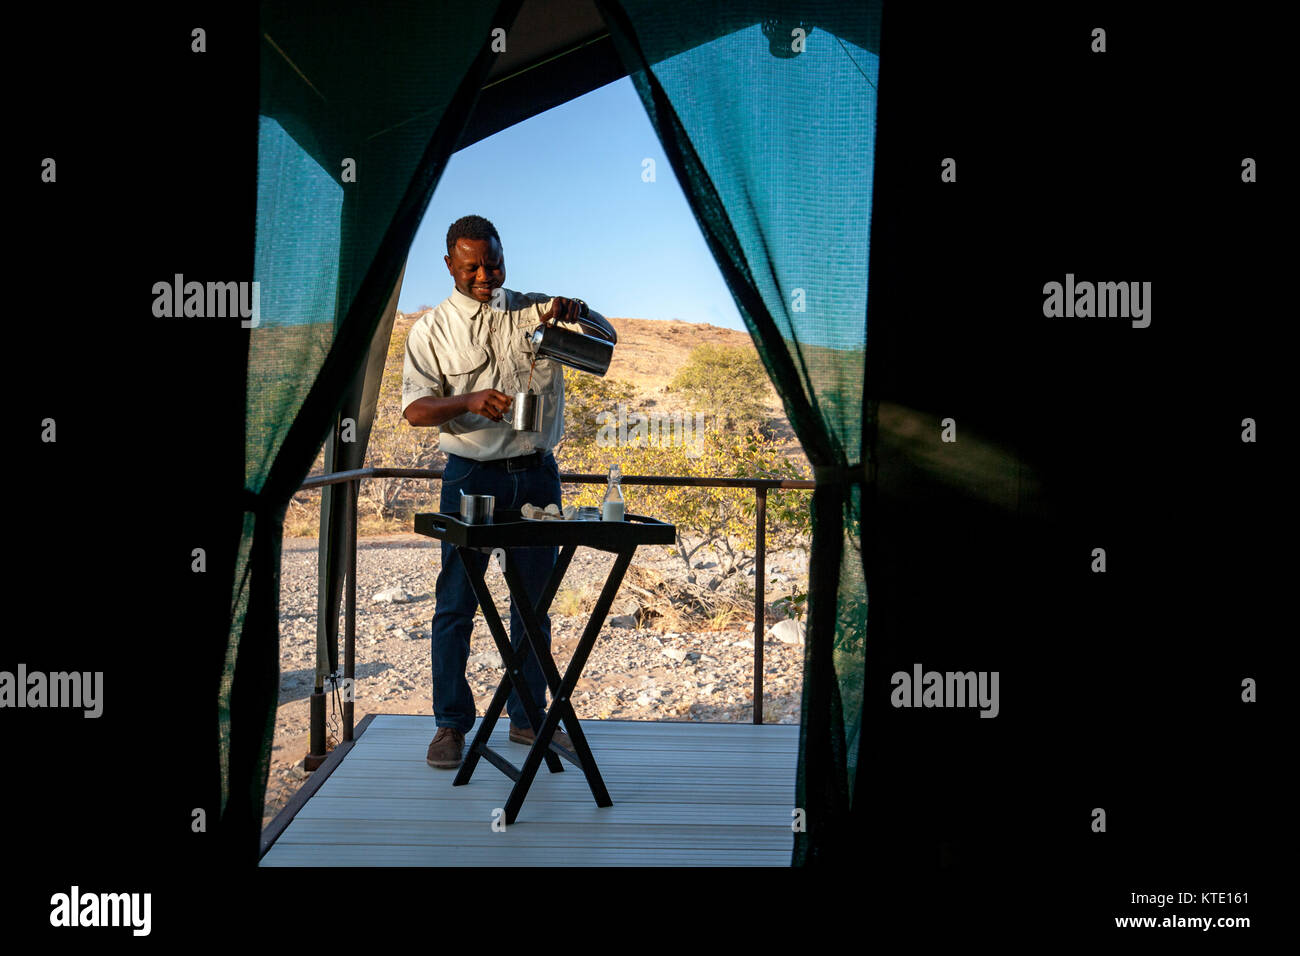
529, 322, 615, 377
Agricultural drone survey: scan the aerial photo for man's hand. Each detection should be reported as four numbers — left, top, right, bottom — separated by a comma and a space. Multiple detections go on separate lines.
541, 297, 585, 326
403, 390, 512, 426
463, 388, 513, 422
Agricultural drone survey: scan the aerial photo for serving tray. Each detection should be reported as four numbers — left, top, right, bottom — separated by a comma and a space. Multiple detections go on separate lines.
414, 510, 676, 551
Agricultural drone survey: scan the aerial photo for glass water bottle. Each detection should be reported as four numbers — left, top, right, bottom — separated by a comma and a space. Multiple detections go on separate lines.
601, 463, 625, 521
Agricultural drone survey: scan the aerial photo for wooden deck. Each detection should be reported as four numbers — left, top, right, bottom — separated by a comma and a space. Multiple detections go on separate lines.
261, 714, 799, 866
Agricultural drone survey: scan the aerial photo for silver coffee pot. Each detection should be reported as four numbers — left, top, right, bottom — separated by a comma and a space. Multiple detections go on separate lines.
529, 314, 616, 377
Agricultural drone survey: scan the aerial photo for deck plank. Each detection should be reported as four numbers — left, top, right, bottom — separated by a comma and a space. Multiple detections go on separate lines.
261, 844, 788, 866
261, 716, 800, 866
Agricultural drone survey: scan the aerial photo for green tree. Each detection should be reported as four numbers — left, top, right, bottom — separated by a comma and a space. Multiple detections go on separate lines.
556, 370, 636, 453
557, 425, 810, 576
359, 319, 441, 519
668, 344, 771, 432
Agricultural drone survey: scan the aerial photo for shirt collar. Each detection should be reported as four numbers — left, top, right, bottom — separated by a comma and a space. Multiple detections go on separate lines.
447, 287, 488, 317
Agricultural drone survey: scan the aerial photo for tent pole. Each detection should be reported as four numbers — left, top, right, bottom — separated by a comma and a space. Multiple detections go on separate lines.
306, 424, 342, 771
306, 687, 327, 771
753, 487, 767, 724
344, 478, 357, 741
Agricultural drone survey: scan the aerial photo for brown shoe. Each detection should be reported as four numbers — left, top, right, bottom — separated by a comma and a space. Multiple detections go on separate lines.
426, 727, 465, 768
509, 723, 574, 753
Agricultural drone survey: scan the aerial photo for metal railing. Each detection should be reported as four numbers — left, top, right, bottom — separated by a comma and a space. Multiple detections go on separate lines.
296, 466, 815, 762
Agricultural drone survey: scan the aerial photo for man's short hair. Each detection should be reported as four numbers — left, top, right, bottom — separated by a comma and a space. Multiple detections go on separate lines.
446, 215, 501, 256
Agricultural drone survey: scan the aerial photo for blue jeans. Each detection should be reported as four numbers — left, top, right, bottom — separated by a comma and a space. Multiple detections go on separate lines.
431, 451, 561, 733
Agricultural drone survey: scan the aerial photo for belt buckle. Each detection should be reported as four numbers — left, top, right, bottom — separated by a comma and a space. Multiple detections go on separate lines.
505, 453, 532, 473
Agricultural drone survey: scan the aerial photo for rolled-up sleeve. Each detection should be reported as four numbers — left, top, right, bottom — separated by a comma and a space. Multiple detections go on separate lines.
401, 324, 443, 415
519, 292, 556, 327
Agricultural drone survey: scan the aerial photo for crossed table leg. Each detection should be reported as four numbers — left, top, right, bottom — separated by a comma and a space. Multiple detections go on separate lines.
451, 541, 637, 824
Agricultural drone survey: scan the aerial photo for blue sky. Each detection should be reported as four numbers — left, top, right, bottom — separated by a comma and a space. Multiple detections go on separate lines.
398, 77, 746, 329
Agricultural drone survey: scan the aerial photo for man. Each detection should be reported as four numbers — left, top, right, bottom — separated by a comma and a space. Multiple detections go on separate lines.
402, 214, 617, 769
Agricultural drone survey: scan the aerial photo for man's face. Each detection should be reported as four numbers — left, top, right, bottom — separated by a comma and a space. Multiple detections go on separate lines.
445, 237, 505, 303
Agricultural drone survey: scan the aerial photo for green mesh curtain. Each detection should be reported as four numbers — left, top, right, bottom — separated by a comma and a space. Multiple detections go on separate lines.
222, 0, 524, 862
597, 0, 881, 865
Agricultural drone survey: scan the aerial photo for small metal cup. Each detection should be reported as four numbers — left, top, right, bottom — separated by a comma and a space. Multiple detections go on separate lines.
458, 491, 494, 524
510, 391, 545, 432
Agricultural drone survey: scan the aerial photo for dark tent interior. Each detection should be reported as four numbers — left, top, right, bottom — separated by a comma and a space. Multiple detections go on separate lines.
14, 0, 1277, 931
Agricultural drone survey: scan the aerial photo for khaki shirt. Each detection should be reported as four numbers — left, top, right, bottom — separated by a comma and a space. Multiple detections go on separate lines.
401, 287, 603, 461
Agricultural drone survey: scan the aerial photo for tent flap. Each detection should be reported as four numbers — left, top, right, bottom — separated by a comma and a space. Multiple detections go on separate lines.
595, 0, 881, 864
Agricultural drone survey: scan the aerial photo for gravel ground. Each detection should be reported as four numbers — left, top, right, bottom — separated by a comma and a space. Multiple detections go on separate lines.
264, 533, 809, 828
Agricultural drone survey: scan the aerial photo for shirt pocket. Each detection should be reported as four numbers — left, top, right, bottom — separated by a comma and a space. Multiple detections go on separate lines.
441, 346, 489, 392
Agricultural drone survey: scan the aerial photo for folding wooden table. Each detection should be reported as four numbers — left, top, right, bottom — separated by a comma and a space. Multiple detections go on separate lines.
414, 509, 676, 824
